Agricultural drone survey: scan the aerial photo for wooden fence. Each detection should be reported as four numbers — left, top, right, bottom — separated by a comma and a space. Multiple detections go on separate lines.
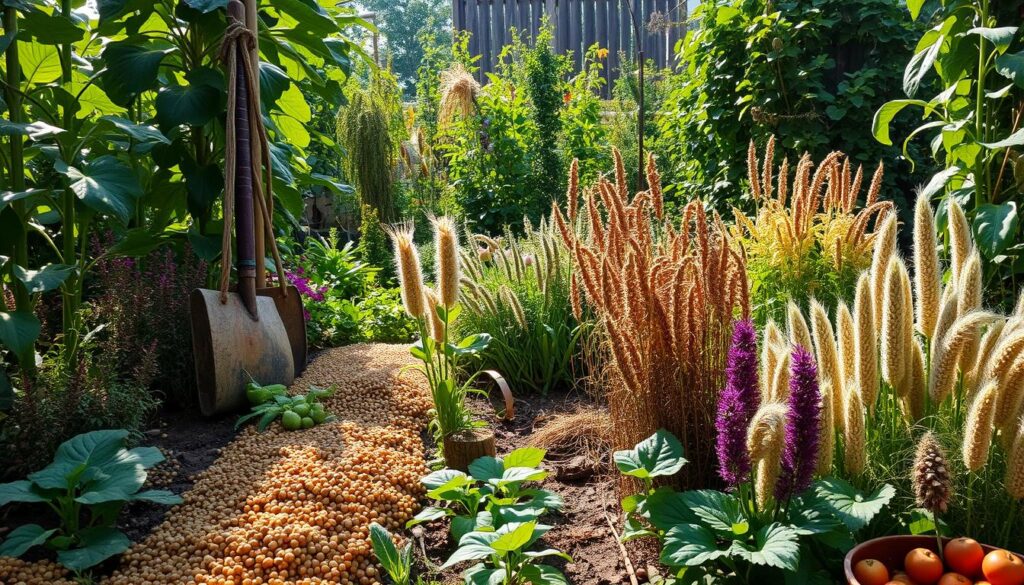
451, 0, 686, 92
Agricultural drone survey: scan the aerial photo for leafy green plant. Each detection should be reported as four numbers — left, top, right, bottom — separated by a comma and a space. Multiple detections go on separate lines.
407, 447, 563, 542
658, 0, 926, 208
337, 75, 401, 224
409, 448, 570, 585
617, 430, 894, 584
872, 0, 1023, 303
236, 384, 336, 432
356, 286, 418, 343
369, 522, 414, 585
458, 220, 585, 395
0, 430, 181, 573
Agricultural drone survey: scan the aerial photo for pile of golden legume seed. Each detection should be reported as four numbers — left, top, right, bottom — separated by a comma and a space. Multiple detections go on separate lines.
2, 343, 431, 585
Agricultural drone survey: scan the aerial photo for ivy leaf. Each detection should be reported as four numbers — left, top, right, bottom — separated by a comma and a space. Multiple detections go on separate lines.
613, 429, 687, 479
56, 155, 142, 224
814, 479, 895, 532
973, 202, 1018, 258
728, 523, 800, 571
660, 524, 730, 567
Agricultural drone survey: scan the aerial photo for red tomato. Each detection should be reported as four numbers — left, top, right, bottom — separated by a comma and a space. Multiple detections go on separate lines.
854, 559, 891, 585
905, 548, 945, 585
945, 538, 985, 577
982, 550, 1024, 585
937, 573, 970, 585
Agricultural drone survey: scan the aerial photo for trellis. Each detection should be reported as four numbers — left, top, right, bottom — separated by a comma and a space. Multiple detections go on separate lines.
451, 0, 686, 90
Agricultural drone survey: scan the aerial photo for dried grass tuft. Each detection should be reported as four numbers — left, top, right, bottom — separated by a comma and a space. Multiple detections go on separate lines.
529, 408, 614, 461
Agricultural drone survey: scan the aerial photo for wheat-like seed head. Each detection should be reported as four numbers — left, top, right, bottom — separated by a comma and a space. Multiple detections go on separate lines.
931, 290, 960, 365
647, 153, 664, 219
870, 214, 898, 334
963, 381, 1000, 472
762, 321, 782, 401
787, 301, 813, 352
748, 140, 762, 202
1015, 290, 1024, 317
762, 136, 776, 201
818, 380, 835, 476
747, 403, 788, 508
432, 215, 461, 307
771, 347, 792, 403
499, 285, 527, 329
881, 258, 908, 394
854, 272, 879, 411
567, 158, 580, 221
387, 223, 425, 319
930, 311, 1000, 404
948, 201, 970, 282
810, 300, 840, 390
866, 162, 883, 206
423, 288, 445, 343
836, 303, 856, 392
843, 384, 866, 476
981, 325, 1022, 391
913, 193, 941, 340
995, 353, 1024, 431
439, 64, 480, 124
957, 250, 984, 372
1006, 417, 1024, 499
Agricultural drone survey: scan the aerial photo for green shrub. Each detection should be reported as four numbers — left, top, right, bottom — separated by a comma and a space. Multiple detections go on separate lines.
657, 0, 928, 210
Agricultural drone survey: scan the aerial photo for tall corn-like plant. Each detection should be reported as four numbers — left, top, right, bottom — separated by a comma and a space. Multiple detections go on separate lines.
457, 217, 584, 395
553, 151, 750, 489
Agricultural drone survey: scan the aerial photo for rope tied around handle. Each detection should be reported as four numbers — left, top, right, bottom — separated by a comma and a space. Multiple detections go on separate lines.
217, 13, 288, 304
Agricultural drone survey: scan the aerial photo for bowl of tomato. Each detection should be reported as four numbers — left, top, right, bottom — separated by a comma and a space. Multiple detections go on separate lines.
845, 535, 1024, 585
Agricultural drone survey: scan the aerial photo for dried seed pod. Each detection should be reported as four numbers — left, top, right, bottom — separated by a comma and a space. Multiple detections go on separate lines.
914, 431, 952, 514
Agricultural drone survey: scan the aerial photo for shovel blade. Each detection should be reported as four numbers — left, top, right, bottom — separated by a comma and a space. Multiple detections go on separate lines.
190, 288, 295, 416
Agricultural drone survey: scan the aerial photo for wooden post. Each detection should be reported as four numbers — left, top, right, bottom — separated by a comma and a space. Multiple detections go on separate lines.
443, 429, 497, 472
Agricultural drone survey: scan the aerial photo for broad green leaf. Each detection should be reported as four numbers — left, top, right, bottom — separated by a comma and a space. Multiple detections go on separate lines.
260, 62, 290, 107
660, 524, 730, 567
503, 447, 546, 470
919, 167, 961, 200
0, 524, 56, 558
520, 488, 564, 511
645, 488, 699, 530
441, 530, 498, 569
20, 11, 83, 44
53, 429, 130, 471
276, 82, 311, 122
967, 27, 1017, 54
679, 490, 748, 537
368, 523, 408, 583
980, 128, 1024, 149
0, 120, 65, 140
421, 467, 467, 490
904, 29, 944, 97
406, 505, 449, 527
520, 564, 570, 585
155, 83, 221, 127
57, 527, 131, 571
20, 41, 61, 84
728, 523, 800, 571
0, 480, 50, 506
814, 479, 895, 532
272, 114, 310, 148
490, 521, 535, 553
57, 155, 142, 223
996, 51, 1024, 88
973, 202, 1018, 258
468, 456, 504, 482
464, 564, 505, 585
872, 99, 928, 146
613, 428, 686, 479
98, 116, 170, 149
130, 489, 182, 505
183, 0, 226, 12
0, 310, 40, 364
101, 42, 172, 105
906, 0, 924, 20
495, 467, 547, 486
12, 263, 74, 294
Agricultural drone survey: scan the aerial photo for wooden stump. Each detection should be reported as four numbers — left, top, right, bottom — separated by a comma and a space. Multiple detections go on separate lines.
443, 428, 496, 472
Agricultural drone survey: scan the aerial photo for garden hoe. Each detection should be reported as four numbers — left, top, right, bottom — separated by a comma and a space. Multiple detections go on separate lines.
189, 0, 299, 416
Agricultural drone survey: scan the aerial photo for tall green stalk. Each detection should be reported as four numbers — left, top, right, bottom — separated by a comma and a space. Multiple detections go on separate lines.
4, 7, 29, 312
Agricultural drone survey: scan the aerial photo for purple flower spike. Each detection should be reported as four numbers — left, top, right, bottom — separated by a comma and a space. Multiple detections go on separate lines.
776, 345, 822, 501
716, 319, 761, 488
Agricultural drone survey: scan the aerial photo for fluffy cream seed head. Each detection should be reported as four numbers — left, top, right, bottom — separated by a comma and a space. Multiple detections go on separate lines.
432, 215, 461, 308
870, 214, 897, 334
853, 272, 878, 412
948, 201, 970, 283
881, 258, 908, 394
913, 193, 941, 340
963, 381, 999, 472
787, 301, 813, 353
843, 384, 866, 476
388, 224, 425, 319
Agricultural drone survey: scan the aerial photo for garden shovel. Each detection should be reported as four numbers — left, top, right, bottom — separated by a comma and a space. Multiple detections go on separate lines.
189, 0, 296, 416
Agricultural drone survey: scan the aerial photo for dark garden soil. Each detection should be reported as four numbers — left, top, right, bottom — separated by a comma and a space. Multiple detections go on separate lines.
418, 389, 658, 585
